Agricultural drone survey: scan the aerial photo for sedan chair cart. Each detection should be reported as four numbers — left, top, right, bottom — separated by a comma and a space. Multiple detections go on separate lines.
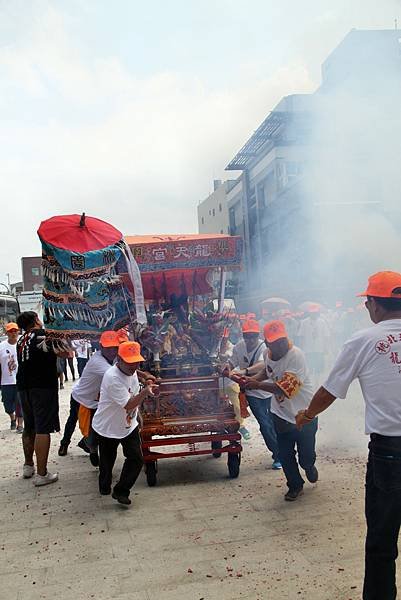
124, 234, 243, 486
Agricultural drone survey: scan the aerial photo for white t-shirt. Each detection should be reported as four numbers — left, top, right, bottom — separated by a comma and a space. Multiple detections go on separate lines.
0, 341, 18, 386
230, 339, 271, 400
72, 339, 91, 359
72, 351, 113, 409
298, 316, 330, 354
324, 319, 401, 436
92, 364, 139, 439
265, 346, 315, 423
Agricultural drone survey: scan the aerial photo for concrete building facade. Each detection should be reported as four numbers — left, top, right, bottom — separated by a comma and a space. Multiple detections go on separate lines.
222, 28, 401, 309
197, 179, 237, 235
21, 256, 43, 291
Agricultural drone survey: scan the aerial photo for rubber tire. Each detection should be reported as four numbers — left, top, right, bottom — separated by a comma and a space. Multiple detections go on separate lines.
227, 452, 241, 478
211, 440, 223, 459
146, 462, 157, 487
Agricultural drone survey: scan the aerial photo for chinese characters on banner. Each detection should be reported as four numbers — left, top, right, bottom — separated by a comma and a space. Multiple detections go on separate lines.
130, 237, 241, 271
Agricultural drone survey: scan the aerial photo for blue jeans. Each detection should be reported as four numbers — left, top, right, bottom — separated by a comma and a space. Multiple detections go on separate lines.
273, 414, 318, 491
246, 395, 279, 461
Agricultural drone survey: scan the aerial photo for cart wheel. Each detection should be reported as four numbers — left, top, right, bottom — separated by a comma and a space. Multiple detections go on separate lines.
146, 462, 157, 487
211, 440, 223, 458
227, 452, 241, 478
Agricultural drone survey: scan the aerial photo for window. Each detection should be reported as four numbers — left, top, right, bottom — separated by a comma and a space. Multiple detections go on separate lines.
219, 203, 222, 212
287, 162, 301, 177
31, 267, 40, 277
201, 217, 204, 225
229, 207, 236, 231
209, 210, 211, 215
212, 208, 215, 217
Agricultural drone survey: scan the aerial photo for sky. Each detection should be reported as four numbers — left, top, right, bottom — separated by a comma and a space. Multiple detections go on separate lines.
1, 0, 400, 284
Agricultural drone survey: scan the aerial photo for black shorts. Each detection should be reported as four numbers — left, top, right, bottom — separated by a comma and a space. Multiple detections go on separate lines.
1, 385, 20, 415
20, 388, 60, 434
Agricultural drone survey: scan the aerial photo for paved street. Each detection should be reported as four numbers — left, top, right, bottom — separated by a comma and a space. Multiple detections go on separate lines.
0, 381, 383, 600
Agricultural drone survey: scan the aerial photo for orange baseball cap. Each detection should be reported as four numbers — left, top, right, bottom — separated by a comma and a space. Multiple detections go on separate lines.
358, 271, 401, 298
242, 319, 260, 334
263, 320, 288, 343
308, 303, 321, 313
99, 330, 120, 348
118, 341, 145, 363
5, 322, 18, 332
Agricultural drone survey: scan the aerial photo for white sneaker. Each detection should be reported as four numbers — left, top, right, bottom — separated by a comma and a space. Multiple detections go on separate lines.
33, 472, 58, 487
23, 464, 35, 479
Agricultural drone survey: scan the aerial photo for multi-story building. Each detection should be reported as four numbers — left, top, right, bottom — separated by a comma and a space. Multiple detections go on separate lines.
21, 256, 43, 291
197, 179, 237, 235
224, 28, 401, 308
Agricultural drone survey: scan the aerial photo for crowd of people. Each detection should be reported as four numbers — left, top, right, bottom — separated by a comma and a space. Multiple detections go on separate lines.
4, 311, 156, 505
1, 270, 400, 599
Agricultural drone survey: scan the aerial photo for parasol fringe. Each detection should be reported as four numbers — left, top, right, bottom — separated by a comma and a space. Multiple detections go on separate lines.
43, 299, 115, 328
42, 261, 117, 297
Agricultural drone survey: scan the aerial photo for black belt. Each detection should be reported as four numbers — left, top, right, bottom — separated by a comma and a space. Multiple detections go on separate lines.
370, 433, 401, 456
370, 433, 401, 442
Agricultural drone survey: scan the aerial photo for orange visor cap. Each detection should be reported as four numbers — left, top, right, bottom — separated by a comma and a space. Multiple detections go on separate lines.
5, 322, 18, 332
118, 341, 145, 363
358, 271, 401, 298
263, 320, 288, 343
99, 331, 120, 348
242, 319, 260, 334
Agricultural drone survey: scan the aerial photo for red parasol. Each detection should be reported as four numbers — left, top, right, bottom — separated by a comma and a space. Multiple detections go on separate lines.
38, 213, 122, 253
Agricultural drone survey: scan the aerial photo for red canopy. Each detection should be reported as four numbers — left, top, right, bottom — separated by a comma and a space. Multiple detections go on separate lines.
38, 214, 122, 253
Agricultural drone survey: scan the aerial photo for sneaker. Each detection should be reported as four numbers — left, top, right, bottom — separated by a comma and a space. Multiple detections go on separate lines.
16, 426, 24, 434
10, 420, 16, 430
100, 488, 111, 496
89, 451, 99, 467
305, 465, 319, 483
77, 438, 90, 454
284, 488, 304, 502
239, 427, 251, 441
23, 464, 35, 479
58, 443, 68, 456
112, 491, 131, 505
34, 472, 58, 487
60, 384, 64, 390
272, 460, 282, 470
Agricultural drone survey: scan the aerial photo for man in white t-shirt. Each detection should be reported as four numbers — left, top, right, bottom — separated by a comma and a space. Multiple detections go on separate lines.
296, 271, 401, 600
0, 322, 23, 431
92, 341, 156, 505
72, 339, 91, 377
243, 320, 318, 501
58, 330, 120, 461
297, 307, 330, 380
228, 319, 280, 468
